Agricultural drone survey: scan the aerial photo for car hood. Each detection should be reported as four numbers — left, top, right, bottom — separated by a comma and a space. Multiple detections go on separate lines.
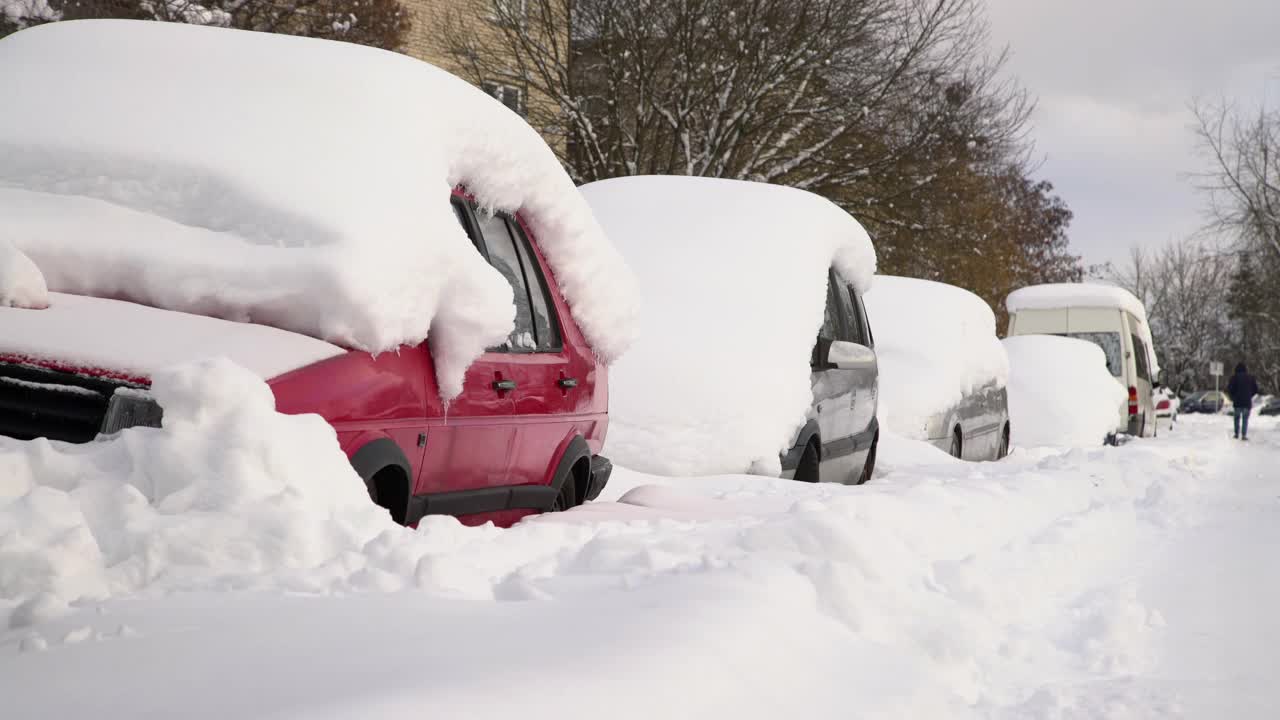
0, 292, 345, 382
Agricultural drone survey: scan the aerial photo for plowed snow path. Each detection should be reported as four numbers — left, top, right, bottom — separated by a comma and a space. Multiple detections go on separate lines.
2, 416, 1277, 719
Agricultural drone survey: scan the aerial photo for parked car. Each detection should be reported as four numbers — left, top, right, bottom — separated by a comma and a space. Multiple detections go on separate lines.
1188, 391, 1231, 414
863, 276, 1010, 460
1179, 391, 1207, 413
581, 175, 880, 484
1153, 386, 1178, 433
0, 21, 637, 527
1006, 283, 1160, 439
1260, 397, 1280, 416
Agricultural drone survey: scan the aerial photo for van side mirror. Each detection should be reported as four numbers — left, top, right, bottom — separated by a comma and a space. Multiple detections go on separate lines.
826, 340, 876, 370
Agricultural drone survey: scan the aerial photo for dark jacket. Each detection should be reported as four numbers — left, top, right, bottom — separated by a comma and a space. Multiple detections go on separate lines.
1226, 364, 1259, 409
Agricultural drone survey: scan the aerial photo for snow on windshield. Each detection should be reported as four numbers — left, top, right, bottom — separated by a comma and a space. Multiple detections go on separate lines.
0, 21, 637, 396
1003, 334, 1127, 447
581, 176, 876, 477
863, 275, 1008, 439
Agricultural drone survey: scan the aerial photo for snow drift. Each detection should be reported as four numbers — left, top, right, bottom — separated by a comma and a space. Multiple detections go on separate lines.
863, 275, 1008, 438
1007, 282, 1160, 376
0, 239, 47, 309
1002, 335, 1128, 447
0, 21, 637, 396
580, 176, 876, 477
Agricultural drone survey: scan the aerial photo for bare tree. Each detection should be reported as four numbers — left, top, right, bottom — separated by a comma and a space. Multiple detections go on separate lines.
1193, 99, 1280, 264
2, 0, 409, 49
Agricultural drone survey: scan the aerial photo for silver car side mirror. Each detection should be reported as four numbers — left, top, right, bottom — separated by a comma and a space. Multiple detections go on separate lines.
827, 340, 875, 370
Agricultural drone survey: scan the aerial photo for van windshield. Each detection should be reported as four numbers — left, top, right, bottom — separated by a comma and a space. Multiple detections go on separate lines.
1055, 332, 1123, 377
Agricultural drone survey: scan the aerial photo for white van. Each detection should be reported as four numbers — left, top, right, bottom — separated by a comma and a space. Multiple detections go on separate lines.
1006, 283, 1160, 440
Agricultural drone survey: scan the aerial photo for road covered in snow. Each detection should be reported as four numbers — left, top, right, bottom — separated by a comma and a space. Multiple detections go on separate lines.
2, 413, 1278, 719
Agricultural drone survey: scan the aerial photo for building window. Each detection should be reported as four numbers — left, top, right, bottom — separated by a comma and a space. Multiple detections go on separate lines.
483, 82, 526, 117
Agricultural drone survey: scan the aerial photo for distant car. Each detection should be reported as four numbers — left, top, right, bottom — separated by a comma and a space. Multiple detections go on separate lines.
1154, 386, 1178, 424
1189, 391, 1231, 414
1179, 391, 1207, 413
1260, 397, 1280, 416
863, 276, 1010, 460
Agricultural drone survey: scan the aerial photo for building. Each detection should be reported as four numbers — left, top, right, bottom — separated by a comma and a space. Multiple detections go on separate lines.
399, 0, 566, 151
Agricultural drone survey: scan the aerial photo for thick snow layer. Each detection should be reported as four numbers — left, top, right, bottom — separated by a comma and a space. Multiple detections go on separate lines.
0, 239, 47, 309
1003, 334, 1128, 447
863, 275, 1008, 438
1007, 282, 1160, 376
4, 388, 1277, 717
0, 21, 637, 397
580, 176, 877, 476
0, 292, 344, 380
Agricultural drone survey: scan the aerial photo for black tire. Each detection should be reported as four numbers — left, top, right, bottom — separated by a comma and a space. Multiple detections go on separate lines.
998, 424, 1010, 459
794, 440, 821, 483
949, 428, 963, 459
857, 432, 878, 485
551, 476, 578, 512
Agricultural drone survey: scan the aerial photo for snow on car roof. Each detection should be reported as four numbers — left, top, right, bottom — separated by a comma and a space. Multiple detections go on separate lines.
1006, 282, 1160, 377
580, 175, 877, 477
863, 276, 1008, 439
0, 21, 637, 396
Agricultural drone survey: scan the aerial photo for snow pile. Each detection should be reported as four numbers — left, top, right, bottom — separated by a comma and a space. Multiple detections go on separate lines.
1007, 282, 1160, 376
0, 238, 48, 309
0, 358, 397, 626
863, 275, 1008, 437
1003, 335, 1127, 447
0, 293, 345, 380
580, 176, 876, 476
3, 417, 1250, 718
0, 21, 637, 395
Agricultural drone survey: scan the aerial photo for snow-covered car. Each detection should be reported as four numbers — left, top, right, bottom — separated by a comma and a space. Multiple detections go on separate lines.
1153, 386, 1178, 433
1002, 335, 1129, 447
581, 176, 880, 484
1261, 396, 1280, 416
1006, 283, 1161, 439
863, 276, 1010, 459
0, 21, 639, 526
1188, 391, 1231, 414
1179, 390, 1207, 413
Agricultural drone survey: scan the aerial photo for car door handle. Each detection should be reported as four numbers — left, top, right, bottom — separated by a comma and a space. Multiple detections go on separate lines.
557, 377, 579, 389
492, 379, 518, 391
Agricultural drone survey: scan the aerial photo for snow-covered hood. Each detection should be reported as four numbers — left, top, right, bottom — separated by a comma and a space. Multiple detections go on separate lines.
0, 293, 345, 382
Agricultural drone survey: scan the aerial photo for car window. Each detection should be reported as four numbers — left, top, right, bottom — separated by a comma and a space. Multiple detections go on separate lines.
506, 216, 562, 351
1131, 334, 1151, 382
473, 211, 538, 352
830, 273, 859, 344
818, 275, 840, 342
1056, 332, 1123, 377
451, 198, 487, 257
849, 284, 873, 347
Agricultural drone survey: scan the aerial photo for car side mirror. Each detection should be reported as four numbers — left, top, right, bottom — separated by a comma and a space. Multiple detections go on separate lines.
826, 339, 875, 370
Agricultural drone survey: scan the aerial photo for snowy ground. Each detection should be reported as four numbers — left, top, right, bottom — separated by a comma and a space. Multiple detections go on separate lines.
2, 414, 1277, 719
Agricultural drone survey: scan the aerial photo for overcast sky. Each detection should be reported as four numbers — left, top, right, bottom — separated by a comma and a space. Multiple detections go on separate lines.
985, 1, 1280, 270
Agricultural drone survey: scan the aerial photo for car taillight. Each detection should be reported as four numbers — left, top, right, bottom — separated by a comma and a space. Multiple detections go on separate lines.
1157, 399, 1170, 410
1128, 386, 1139, 415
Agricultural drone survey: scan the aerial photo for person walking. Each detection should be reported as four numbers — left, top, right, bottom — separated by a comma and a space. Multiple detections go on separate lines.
1226, 362, 1259, 440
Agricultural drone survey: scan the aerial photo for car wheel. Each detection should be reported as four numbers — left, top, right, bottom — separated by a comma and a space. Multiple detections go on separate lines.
998, 424, 1010, 459
794, 440, 820, 483
949, 428, 963, 459
551, 477, 578, 512
857, 432, 878, 485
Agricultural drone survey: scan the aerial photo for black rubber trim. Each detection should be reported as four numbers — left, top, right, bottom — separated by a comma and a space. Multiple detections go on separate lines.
780, 419, 821, 472
549, 435, 592, 504
822, 434, 858, 459
408, 485, 561, 521
587, 455, 613, 501
349, 438, 413, 487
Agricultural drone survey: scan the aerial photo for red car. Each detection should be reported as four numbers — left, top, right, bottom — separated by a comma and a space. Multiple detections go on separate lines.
0, 189, 613, 528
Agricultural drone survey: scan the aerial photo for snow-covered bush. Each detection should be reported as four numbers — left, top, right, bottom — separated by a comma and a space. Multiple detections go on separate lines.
863, 275, 1008, 438
1002, 335, 1127, 448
